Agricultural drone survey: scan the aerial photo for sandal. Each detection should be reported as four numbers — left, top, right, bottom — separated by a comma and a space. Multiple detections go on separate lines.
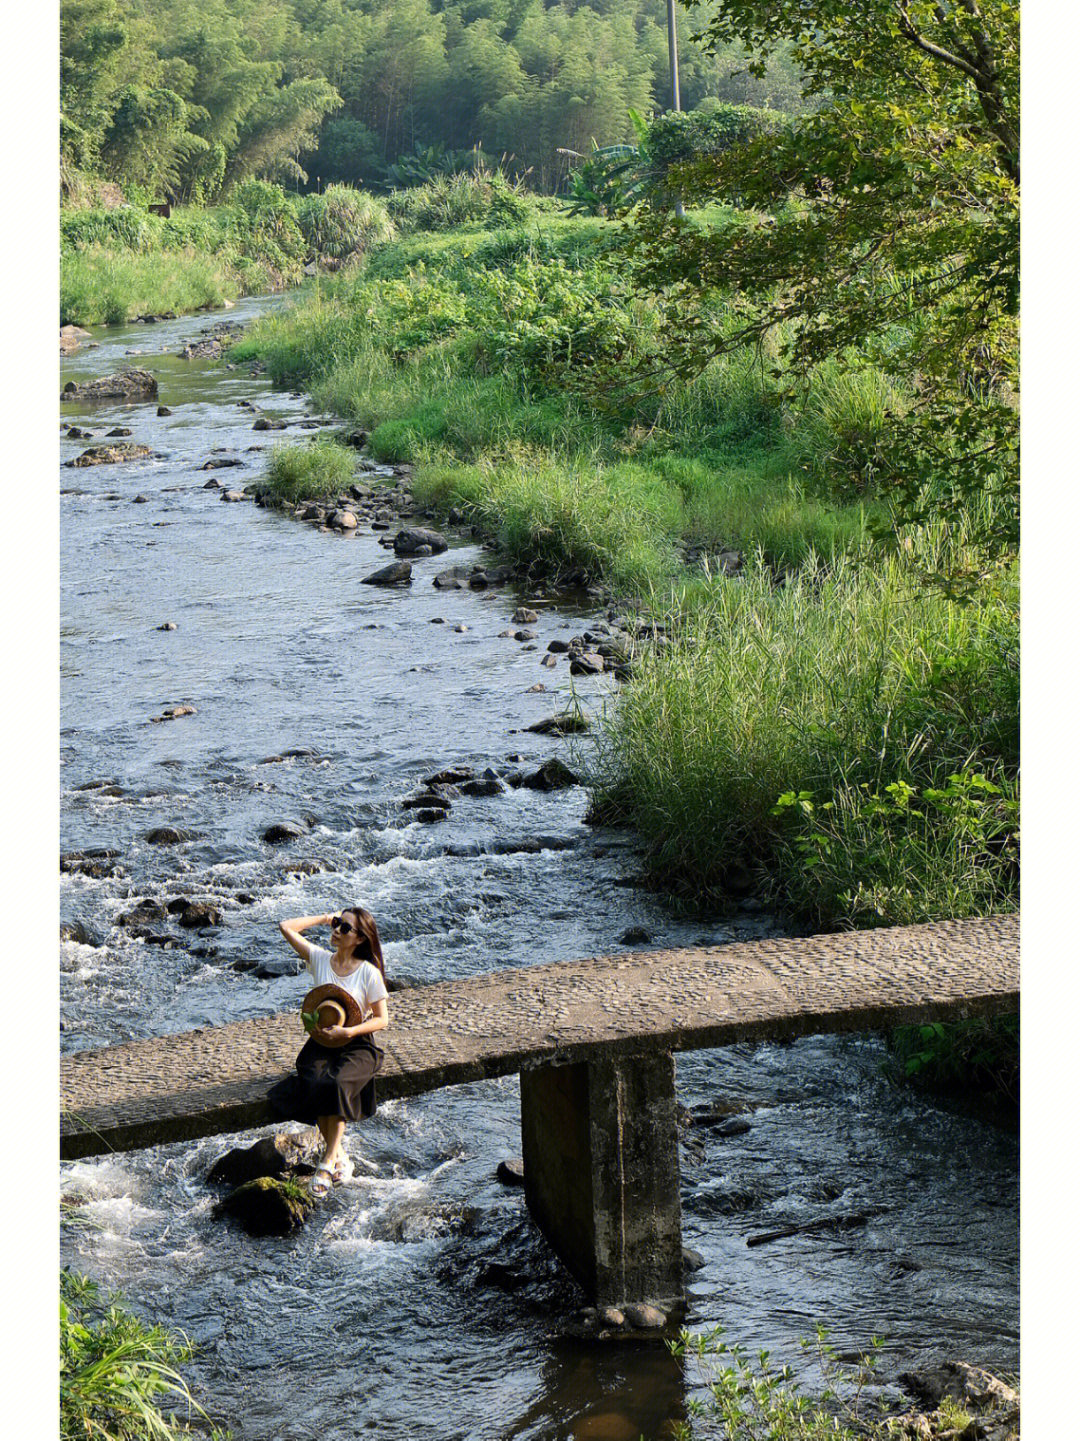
333, 1156, 354, 1185
310, 1164, 334, 1198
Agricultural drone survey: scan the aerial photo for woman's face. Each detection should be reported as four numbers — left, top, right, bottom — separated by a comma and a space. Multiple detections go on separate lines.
331, 910, 362, 957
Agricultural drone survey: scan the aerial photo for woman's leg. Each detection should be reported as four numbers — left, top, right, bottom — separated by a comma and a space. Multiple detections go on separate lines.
318, 1114, 346, 1167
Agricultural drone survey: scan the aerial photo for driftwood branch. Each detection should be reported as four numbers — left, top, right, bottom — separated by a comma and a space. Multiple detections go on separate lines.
746, 1208, 888, 1248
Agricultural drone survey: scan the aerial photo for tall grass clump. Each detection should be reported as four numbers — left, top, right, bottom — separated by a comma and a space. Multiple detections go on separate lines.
263, 439, 356, 506
60, 1270, 226, 1441
294, 186, 396, 262
590, 550, 1018, 926
416, 453, 682, 590
791, 360, 909, 498
386, 170, 535, 232
60, 247, 237, 325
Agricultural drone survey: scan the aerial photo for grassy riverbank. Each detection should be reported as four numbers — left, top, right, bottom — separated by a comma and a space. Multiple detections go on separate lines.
60, 182, 396, 326
232, 192, 1019, 1018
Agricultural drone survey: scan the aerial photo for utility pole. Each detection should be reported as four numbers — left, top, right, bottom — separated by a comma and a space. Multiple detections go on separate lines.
666, 0, 681, 113
666, 0, 685, 218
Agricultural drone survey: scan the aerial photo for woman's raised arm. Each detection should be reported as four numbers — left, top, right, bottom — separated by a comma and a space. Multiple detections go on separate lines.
279, 913, 331, 960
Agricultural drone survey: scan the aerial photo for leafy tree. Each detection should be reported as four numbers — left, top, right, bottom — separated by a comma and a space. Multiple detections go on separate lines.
632, 0, 1019, 577
100, 84, 208, 196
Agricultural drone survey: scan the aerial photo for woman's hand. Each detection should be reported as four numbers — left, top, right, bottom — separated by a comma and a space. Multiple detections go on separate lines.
316, 1023, 349, 1043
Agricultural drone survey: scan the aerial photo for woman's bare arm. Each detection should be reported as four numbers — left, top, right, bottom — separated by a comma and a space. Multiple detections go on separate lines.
320, 997, 389, 1043
279, 913, 332, 960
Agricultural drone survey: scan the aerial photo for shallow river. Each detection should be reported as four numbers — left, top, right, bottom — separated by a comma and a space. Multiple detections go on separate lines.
60, 297, 1018, 1440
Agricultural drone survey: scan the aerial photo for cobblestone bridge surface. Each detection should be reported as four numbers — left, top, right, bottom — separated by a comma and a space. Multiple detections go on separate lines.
60, 915, 1019, 1158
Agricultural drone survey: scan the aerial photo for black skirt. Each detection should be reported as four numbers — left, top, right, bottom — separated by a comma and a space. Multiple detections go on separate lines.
267, 1034, 383, 1124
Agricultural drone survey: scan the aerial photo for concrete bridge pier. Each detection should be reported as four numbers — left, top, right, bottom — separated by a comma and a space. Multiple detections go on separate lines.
519, 1049, 684, 1311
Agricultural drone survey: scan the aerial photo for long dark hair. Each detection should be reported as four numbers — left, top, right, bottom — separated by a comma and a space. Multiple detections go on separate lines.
344, 905, 386, 981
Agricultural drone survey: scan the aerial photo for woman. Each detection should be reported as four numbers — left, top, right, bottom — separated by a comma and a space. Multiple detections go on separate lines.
268, 907, 390, 1197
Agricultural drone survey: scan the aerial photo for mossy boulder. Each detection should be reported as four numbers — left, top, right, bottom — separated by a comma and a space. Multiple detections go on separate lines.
213, 1176, 314, 1236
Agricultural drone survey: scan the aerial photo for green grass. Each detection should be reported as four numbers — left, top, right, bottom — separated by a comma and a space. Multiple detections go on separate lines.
60, 247, 248, 326
60, 1270, 228, 1441
262, 438, 357, 505
235, 211, 1019, 951
588, 547, 1018, 925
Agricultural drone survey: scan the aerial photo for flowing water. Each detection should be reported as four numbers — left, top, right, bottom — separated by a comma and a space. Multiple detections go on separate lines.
60, 297, 1018, 1440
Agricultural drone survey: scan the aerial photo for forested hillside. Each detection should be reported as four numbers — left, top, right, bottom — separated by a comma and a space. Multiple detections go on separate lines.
61, 0, 806, 200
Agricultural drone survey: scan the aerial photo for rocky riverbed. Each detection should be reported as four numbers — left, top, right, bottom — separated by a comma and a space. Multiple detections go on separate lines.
59, 296, 1019, 1441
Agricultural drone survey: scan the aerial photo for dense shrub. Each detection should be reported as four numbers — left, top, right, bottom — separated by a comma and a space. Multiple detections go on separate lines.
646, 105, 788, 173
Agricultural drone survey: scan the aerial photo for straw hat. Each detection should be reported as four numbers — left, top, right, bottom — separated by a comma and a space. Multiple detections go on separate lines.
300, 983, 363, 1047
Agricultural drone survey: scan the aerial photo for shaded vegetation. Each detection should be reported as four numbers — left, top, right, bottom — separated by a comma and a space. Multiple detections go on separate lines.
60, 1270, 227, 1441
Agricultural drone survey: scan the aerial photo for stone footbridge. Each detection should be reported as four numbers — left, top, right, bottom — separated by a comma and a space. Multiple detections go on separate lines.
61, 916, 1019, 1309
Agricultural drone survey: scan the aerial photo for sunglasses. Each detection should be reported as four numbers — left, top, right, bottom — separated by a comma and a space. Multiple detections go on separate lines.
330, 915, 358, 935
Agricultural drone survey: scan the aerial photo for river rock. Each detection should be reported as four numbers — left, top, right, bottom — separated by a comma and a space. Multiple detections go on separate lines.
145, 826, 197, 845
60, 324, 92, 355
541, 654, 557, 668
64, 427, 95, 440
213, 1176, 314, 1236
60, 920, 105, 947
423, 766, 475, 786
599, 1307, 626, 1328
496, 1158, 525, 1187
476, 1261, 528, 1292
682, 1248, 706, 1272
150, 704, 196, 722
328, 509, 358, 531
899, 1363, 1019, 1415
157, 621, 177, 631
118, 899, 169, 927
262, 821, 305, 843
174, 900, 222, 929
62, 368, 158, 403
199, 456, 243, 470
512, 607, 540, 625
66, 442, 153, 468
361, 560, 412, 586
414, 807, 448, 824
253, 955, 303, 979
521, 759, 579, 791
402, 793, 451, 811
393, 527, 448, 556
460, 777, 505, 798
132, 495, 149, 503
208, 1132, 322, 1187
623, 1303, 667, 1329
106, 427, 133, 438
619, 926, 652, 945
525, 712, 590, 736
341, 428, 369, 449
220, 490, 246, 502
513, 629, 537, 642
433, 565, 473, 590
546, 639, 571, 653
60, 848, 124, 879
569, 650, 605, 676
252, 417, 287, 431
157, 405, 173, 416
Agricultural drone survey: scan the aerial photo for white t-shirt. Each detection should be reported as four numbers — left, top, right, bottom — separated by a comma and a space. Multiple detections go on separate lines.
304, 944, 388, 1021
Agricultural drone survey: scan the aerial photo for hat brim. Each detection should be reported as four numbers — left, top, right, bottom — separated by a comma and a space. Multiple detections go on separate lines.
301, 983, 364, 1046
